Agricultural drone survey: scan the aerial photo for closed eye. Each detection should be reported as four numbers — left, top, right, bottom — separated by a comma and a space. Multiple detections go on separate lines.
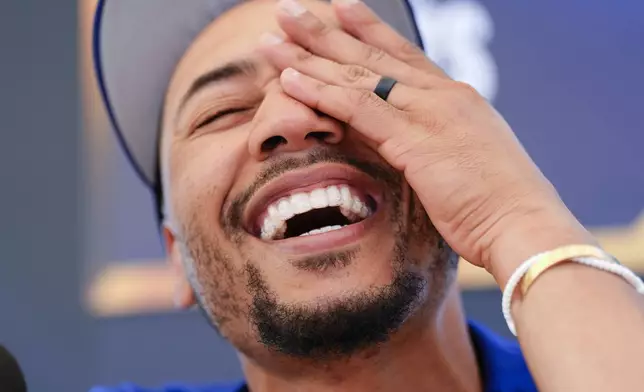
195, 107, 252, 129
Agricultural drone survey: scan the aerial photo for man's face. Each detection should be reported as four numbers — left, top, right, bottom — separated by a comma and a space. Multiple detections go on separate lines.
163, 0, 455, 361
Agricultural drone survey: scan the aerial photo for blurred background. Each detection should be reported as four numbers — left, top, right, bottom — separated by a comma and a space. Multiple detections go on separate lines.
1, 0, 642, 390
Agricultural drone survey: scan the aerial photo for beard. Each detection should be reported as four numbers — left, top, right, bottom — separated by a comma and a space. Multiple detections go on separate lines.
247, 240, 428, 360
176, 147, 455, 361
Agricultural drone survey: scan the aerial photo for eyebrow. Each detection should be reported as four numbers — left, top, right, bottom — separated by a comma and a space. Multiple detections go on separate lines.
177, 59, 258, 114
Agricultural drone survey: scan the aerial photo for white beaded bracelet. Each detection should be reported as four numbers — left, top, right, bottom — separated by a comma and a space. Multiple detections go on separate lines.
502, 252, 644, 336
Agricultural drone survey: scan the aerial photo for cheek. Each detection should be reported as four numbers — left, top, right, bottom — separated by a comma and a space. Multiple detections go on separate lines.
170, 134, 247, 228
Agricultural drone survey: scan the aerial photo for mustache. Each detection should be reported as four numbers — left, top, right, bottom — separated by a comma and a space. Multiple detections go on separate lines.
223, 146, 403, 234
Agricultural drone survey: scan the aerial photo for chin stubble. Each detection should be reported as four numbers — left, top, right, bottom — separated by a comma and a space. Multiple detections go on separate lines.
247, 240, 427, 360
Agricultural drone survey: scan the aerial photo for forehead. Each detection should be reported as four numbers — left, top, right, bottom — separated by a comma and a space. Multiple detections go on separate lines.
165, 0, 336, 115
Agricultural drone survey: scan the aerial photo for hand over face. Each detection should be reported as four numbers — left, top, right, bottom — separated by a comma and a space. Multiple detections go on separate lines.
259, 0, 587, 280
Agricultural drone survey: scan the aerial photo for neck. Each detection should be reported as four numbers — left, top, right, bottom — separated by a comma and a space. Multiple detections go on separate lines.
240, 286, 481, 392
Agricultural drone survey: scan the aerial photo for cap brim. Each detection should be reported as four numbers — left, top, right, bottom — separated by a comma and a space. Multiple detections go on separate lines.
93, 0, 423, 189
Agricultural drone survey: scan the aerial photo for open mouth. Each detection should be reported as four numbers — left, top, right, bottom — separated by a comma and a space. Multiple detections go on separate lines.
255, 185, 378, 241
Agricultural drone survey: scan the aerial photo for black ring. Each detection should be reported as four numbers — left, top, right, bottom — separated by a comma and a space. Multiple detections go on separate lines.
373, 76, 398, 101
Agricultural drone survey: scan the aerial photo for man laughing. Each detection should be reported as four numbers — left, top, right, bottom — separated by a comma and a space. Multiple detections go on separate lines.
92, 1, 644, 391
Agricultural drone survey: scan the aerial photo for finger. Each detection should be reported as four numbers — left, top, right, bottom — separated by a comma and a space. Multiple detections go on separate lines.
259, 35, 440, 92
260, 38, 378, 89
331, 0, 448, 78
276, 0, 432, 86
279, 67, 415, 147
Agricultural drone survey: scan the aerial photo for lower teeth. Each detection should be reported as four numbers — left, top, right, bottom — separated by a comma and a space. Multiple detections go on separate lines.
300, 225, 346, 237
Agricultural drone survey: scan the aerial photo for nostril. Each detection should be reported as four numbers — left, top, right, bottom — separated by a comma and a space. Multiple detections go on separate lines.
306, 131, 334, 142
261, 136, 287, 152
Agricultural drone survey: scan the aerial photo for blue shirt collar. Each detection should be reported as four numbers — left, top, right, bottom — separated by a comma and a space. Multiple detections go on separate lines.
468, 320, 537, 391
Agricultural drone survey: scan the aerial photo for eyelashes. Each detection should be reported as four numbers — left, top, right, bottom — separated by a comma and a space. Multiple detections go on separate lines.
193, 107, 253, 130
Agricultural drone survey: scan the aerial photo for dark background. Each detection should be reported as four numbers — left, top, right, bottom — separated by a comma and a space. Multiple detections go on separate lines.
0, 1, 93, 391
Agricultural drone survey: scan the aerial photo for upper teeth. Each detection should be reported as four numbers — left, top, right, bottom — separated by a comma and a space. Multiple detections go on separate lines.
260, 185, 371, 240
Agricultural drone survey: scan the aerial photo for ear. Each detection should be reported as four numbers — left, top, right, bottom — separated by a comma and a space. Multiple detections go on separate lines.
163, 225, 197, 309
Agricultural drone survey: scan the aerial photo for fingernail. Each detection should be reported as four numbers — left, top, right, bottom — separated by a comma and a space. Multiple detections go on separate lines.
260, 32, 284, 46
282, 67, 301, 81
279, 0, 307, 17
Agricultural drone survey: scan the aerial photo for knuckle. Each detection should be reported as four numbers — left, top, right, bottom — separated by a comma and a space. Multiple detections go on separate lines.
309, 17, 331, 36
349, 88, 376, 107
363, 45, 387, 63
294, 48, 314, 63
315, 23, 336, 43
418, 112, 447, 134
339, 64, 373, 85
452, 81, 482, 100
315, 81, 330, 95
397, 40, 423, 61
444, 81, 484, 111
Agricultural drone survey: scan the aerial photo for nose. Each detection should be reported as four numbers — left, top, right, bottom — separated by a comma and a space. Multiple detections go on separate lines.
248, 91, 344, 160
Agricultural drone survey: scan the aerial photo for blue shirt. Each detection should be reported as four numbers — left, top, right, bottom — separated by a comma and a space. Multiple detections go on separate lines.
90, 321, 536, 392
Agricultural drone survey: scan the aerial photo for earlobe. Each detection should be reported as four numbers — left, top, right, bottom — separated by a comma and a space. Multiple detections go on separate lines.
173, 277, 197, 309
163, 225, 197, 309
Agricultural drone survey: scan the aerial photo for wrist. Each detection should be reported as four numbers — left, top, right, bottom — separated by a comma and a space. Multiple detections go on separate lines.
484, 205, 597, 289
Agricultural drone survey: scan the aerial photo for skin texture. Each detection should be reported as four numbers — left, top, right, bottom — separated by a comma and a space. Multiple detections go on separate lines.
162, 1, 477, 391
160, 0, 644, 391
